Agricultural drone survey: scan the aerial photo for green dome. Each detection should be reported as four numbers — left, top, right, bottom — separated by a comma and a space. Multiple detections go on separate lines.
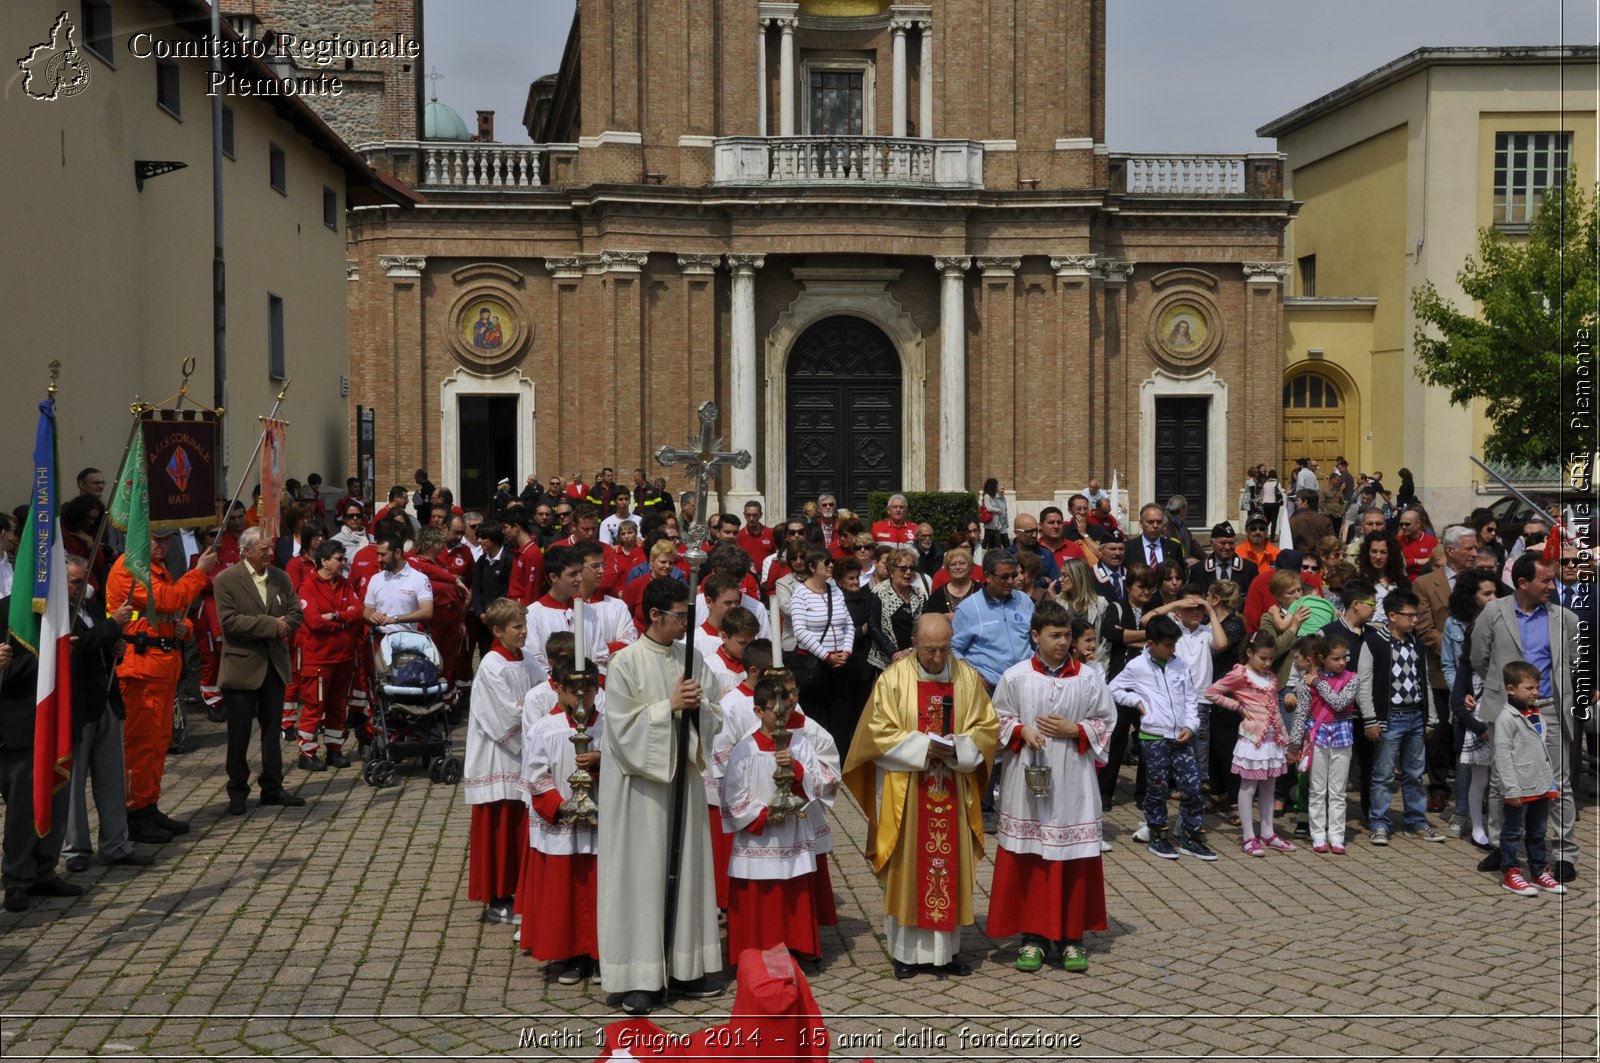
424, 100, 471, 141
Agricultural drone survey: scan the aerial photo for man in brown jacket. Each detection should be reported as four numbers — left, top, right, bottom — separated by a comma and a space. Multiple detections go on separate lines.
215, 528, 304, 815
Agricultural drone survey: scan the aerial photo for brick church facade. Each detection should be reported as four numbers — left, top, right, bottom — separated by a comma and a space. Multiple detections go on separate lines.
345, 0, 1291, 523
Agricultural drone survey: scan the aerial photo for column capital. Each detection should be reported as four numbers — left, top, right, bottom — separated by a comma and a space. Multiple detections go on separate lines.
346, 260, 360, 282
600, 249, 650, 273
544, 253, 602, 279
1050, 254, 1097, 277
677, 252, 723, 275
1243, 261, 1291, 284
976, 256, 1021, 277
727, 253, 766, 273
933, 256, 971, 276
757, 1, 799, 26
889, 16, 913, 33
379, 255, 426, 279
1098, 259, 1135, 284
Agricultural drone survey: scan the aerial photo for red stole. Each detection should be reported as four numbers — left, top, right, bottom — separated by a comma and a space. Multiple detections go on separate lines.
913, 679, 958, 931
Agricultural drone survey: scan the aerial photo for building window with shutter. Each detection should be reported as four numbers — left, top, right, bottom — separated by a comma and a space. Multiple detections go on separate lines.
268, 294, 286, 380
1494, 131, 1569, 228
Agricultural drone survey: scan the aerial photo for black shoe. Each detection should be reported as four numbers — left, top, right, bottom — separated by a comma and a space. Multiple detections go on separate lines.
27, 875, 84, 897
669, 976, 723, 999
259, 791, 306, 808
325, 749, 352, 769
3, 888, 30, 912
938, 957, 973, 977
206, 705, 227, 723
298, 753, 327, 773
282, 725, 297, 743
1555, 860, 1578, 884
107, 850, 154, 867
891, 959, 918, 979
65, 854, 89, 873
619, 990, 655, 1016
981, 811, 999, 835
557, 958, 586, 985
127, 811, 175, 845
1477, 851, 1502, 872
227, 793, 248, 816
151, 807, 190, 835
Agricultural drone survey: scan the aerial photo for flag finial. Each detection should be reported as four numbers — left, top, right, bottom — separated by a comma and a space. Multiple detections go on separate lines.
47, 359, 60, 396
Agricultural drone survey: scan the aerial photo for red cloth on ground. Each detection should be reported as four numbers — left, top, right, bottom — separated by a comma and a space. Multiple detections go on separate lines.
468, 799, 528, 902
985, 848, 1107, 942
710, 803, 733, 909
517, 849, 598, 960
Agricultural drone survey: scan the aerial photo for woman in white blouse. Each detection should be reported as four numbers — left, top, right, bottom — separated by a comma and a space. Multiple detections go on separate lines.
790, 546, 856, 751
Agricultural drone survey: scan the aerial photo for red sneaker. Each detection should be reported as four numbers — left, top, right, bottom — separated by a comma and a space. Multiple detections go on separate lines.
1501, 868, 1539, 896
1329, 844, 1346, 855
1533, 868, 1568, 895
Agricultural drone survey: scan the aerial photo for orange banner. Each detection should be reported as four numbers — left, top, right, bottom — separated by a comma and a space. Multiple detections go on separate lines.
259, 418, 287, 541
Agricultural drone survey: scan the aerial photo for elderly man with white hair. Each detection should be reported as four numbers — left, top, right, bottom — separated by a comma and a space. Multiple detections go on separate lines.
213, 527, 304, 816
872, 493, 918, 546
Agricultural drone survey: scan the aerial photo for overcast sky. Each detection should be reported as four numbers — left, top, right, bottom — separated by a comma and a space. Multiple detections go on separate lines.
425, 0, 1598, 149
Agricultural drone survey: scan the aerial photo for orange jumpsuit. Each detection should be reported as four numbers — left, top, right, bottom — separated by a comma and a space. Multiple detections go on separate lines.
106, 556, 210, 812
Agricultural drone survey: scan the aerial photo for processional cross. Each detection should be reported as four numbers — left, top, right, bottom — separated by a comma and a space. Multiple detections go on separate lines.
655, 400, 752, 566
650, 400, 750, 987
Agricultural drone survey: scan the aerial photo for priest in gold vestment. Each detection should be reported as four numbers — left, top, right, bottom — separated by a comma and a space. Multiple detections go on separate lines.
843, 613, 999, 979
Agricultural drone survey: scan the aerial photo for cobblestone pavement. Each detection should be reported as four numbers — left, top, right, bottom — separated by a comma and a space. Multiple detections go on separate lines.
1, 713, 1596, 1060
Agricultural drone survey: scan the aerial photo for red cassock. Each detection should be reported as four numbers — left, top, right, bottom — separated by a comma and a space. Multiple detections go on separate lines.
468, 801, 528, 903
592, 946, 831, 1062
985, 849, 1108, 943
517, 787, 599, 961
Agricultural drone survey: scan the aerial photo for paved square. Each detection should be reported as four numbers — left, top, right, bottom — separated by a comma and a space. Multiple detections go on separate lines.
2, 715, 1595, 1060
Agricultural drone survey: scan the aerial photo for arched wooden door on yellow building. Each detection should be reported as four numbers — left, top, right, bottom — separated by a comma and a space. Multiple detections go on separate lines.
1282, 365, 1358, 473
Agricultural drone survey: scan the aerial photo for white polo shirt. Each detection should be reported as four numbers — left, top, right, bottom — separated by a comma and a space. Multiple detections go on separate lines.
364, 564, 433, 634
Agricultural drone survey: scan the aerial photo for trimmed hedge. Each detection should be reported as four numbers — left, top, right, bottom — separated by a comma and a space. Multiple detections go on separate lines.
865, 491, 979, 543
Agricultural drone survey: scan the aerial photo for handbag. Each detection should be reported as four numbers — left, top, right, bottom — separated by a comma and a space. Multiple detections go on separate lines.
788, 587, 833, 689
978, 504, 993, 524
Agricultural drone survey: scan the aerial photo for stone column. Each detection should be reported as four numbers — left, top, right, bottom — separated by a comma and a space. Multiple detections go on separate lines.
976, 257, 1021, 495
727, 254, 766, 506
934, 257, 970, 490
1098, 259, 1134, 508
1051, 255, 1096, 493
778, 18, 797, 137
890, 18, 910, 138
602, 251, 649, 469
918, 19, 933, 138
757, 18, 769, 138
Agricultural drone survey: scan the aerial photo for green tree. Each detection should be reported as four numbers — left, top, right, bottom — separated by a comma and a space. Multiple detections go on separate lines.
1411, 178, 1598, 465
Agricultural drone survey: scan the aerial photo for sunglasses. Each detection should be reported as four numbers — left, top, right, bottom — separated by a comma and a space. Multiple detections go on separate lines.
467, 522, 480, 530
1301, 563, 1320, 572
344, 512, 364, 520
892, 564, 915, 572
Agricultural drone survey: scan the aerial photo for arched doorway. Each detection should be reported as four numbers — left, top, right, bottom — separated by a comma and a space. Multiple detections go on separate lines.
786, 316, 902, 515
1282, 367, 1354, 474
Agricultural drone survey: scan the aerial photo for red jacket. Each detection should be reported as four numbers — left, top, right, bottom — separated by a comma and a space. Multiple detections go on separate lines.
348, 543, 383, 600
409, 555, 464, 618
297, 572, 365, 664
287, 553, 317, 593
1400, 532, 1438, 582
507, 538, 546, 605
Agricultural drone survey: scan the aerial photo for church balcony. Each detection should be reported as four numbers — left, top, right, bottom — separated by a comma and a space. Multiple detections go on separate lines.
713, 136, 985, 189
1110, 152, 1285, 198
358, 141, 547, 191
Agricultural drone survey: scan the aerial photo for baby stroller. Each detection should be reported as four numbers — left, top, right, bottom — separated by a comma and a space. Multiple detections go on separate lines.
363, 630, 462, 789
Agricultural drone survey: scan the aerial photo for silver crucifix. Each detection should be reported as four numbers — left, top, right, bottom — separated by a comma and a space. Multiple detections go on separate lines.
655, 400, 752, 561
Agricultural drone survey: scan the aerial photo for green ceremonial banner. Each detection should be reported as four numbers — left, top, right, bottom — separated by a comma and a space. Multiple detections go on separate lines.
110, 421, 151, 602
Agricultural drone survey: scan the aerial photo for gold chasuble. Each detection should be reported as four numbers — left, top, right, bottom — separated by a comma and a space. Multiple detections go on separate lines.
843, 656, 998, 931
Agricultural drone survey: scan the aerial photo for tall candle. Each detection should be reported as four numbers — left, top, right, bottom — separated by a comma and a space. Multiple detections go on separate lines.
573, 597, 587, 671
769, 598, 783, 666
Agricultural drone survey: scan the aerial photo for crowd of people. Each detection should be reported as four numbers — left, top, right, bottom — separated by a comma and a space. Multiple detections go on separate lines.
0, 457, 1590, 1017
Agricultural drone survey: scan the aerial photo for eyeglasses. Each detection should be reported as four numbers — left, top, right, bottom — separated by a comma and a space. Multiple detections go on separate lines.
344, 512, 363, 521
466, 522, 480, 530
892, 564, 915, 572
1388, 611, 1419, 620
661, 610, 689, 622
786, 528, 806, 536
1562, 558, 1581, 565
820, 502, 836, 508
854, 545, 873, 552
1301, 562, 1320, 572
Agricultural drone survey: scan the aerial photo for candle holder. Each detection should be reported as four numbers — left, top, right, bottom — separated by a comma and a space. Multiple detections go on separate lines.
558, 671, 600, 828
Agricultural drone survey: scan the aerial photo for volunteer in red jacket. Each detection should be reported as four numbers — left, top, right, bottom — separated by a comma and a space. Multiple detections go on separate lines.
872, 494, 918, 545
295, 540, 365, 771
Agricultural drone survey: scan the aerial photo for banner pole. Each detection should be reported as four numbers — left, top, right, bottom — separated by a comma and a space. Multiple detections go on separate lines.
219, 374, 295, 524
1468, 456, 1580, 548
72, 400, 145, 617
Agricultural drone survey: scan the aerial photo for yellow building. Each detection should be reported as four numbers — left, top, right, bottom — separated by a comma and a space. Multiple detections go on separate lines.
1260, 46, 1596, 518
0, 0, 410, 508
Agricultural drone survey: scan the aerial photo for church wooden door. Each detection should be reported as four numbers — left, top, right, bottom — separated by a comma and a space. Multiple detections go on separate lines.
786, 317, 902, 516
1154, 397, 1208, 523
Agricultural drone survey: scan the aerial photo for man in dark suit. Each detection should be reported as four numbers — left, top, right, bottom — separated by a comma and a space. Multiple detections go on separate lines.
214, 527, 304, 815
469, 521, 512, 654
1132, 503, 1185, 570
1194, 522, 1259, 590
61, 557, 152, 872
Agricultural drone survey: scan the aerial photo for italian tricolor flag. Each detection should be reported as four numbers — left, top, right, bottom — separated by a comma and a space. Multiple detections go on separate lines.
8, 398, 73, 838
